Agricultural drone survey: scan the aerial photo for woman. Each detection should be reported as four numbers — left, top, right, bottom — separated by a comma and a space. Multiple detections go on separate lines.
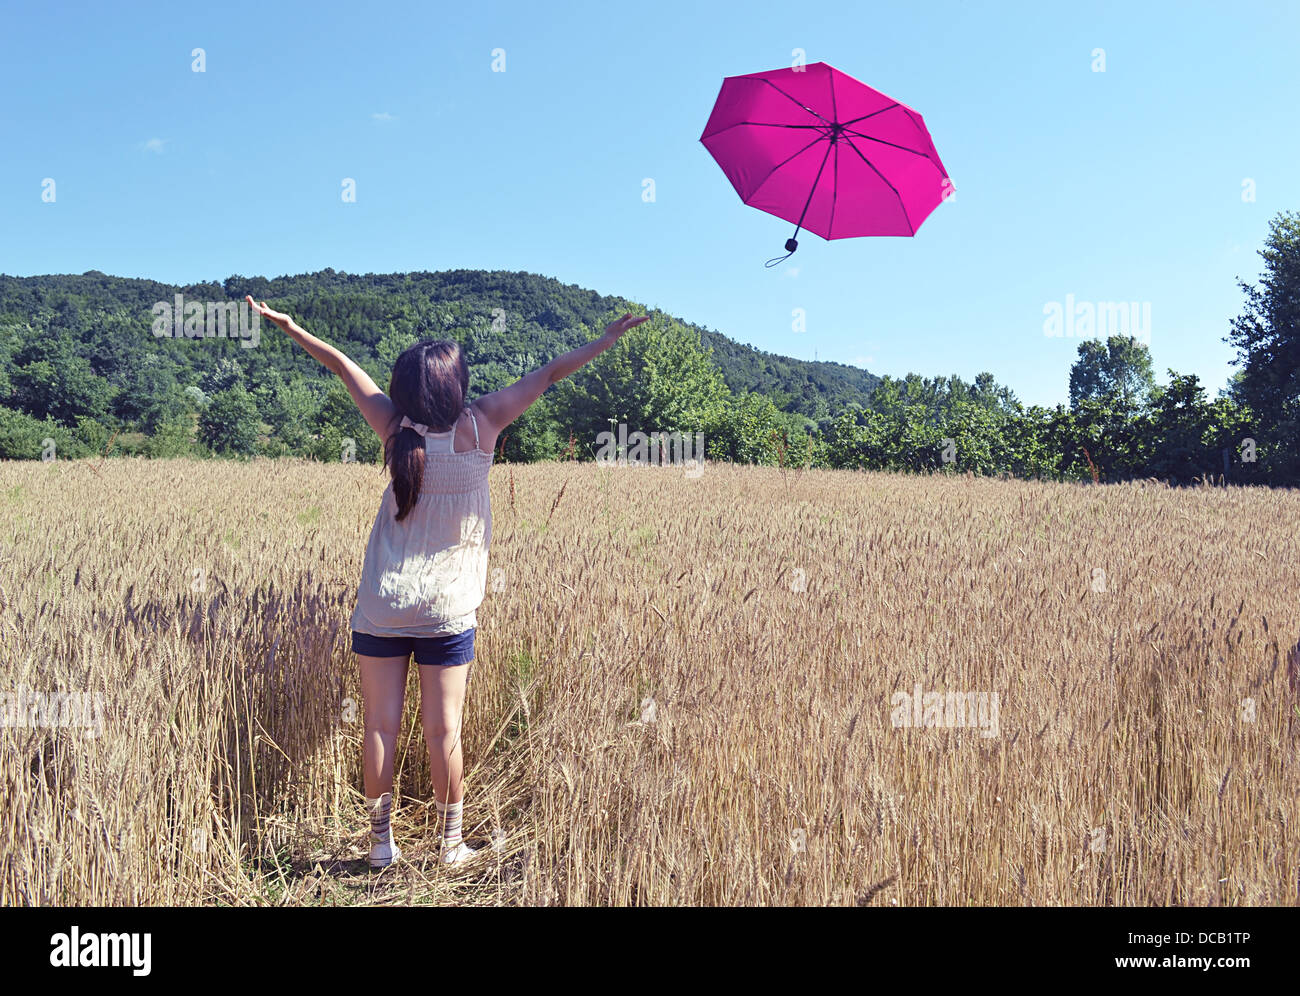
245, 295, 648, 867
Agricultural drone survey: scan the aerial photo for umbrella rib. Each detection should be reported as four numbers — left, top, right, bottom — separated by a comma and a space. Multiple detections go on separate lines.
745, 133, 830, 205
841, 102, 901, 127
704, 121, 830, 140
758, 78, 832, 125
901, 108, 949, 177
831, 138, 840, 238
841, 137, 914, 236
828, 68, 840, 238
841, 128, 931, 160
792, 140, 837, 234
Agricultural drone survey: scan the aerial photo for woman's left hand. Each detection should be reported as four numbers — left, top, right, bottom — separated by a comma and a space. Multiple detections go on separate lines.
246, 295, 293, 330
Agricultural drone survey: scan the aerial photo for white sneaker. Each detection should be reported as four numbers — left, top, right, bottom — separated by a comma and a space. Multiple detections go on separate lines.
369, 832, 402, 869
441, 841, 478, 865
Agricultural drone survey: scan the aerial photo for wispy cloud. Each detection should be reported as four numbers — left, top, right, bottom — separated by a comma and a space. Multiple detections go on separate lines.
851, 355, 874, 367
782, 266, 800, 279
140, 138, 169, 154
371, 111, 397, 122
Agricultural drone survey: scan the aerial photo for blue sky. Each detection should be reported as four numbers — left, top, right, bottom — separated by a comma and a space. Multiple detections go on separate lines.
2, 0, 1296, 406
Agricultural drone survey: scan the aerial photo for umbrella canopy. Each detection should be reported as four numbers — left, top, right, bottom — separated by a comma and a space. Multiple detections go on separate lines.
700, 62, 951, 265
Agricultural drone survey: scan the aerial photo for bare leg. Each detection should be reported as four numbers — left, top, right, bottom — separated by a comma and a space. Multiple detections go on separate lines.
418, 663, 470, 805
358, 654, 409, 798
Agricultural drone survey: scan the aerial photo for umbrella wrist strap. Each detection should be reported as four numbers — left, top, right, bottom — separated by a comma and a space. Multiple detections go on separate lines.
765, 233, 800, 268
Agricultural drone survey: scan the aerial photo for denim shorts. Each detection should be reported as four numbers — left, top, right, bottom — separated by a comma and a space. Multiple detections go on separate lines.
350, 627, 475, 667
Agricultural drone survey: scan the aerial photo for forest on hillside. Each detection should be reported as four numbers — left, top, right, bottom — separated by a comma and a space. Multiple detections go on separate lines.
1, 211, 1297, 486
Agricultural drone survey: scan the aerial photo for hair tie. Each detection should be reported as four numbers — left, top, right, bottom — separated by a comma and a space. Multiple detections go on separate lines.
399, 415, 429, 437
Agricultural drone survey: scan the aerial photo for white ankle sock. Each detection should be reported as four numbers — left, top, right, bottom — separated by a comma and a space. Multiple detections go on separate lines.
436, 799, 463, 847
367, 792, 392, 839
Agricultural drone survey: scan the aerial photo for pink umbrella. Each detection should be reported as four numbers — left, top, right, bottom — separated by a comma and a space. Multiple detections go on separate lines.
700, 62, 952, 266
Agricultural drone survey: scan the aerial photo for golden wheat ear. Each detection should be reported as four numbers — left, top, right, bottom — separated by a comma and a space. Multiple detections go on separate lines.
1287, 639, 1300, 699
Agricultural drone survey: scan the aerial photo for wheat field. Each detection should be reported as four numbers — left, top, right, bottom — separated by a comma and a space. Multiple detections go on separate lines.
1, 456, 1298, 906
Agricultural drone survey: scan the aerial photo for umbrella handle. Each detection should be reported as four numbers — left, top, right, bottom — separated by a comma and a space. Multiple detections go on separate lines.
765, 237, 799, 268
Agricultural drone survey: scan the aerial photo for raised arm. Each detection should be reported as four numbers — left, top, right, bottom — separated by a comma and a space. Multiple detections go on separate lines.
246, 296, 398, 440
473, 313, 648, 439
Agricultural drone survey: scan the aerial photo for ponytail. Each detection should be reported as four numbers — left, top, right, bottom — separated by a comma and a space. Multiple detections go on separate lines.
384, 340, 469, 522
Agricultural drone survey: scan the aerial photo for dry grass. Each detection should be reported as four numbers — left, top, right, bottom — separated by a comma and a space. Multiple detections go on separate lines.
1, 457, 1298, 906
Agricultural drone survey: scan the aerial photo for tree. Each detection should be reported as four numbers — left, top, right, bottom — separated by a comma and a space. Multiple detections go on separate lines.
10, 328, 117, 425
111, 351, 187, 432
1145, 372, 1215, 483
1068, 336, 1155, 407
0, 404, 92, 459
1225, 210, 1300, 484
254, 370, 320, 452
146, 413, 196, 458
972, 371, 1020, 413
1055, 397, 1149, 482
199, 356, 244, 396
708, 390, 790, 464
551, 311, 731, 453
1220, 369, 1248, 402
376, 324, 419, 372
198, 383, 261, 456
310, 379, 382, 463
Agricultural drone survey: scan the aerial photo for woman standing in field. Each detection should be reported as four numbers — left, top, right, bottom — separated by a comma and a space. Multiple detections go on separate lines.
246, 296, 647, 867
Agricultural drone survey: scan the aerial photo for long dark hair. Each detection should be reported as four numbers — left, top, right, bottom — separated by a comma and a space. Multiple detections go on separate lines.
384, 339, 469, 522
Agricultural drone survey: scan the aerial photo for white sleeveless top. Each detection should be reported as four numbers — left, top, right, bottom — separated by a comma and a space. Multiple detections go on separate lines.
350, 406, 494, 638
